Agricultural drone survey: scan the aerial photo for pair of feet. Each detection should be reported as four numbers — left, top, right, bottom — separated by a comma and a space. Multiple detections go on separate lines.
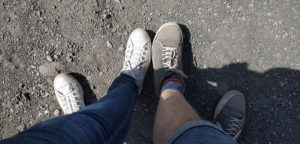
53, 22, 245, 140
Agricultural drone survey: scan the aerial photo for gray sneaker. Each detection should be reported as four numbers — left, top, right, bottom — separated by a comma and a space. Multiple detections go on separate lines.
214, 90, 246, 141
152, 22, 186, 95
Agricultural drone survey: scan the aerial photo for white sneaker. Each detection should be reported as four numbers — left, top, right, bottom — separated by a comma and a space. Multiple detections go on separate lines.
53, 73, 85, 114
121, 28, 151, 94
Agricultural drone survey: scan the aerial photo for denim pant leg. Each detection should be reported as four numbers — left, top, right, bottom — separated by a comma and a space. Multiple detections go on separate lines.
0, 74, 138, 144
166, 121, 237, 144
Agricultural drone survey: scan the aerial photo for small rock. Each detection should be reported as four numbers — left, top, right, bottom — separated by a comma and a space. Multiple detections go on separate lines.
30, 65, 36, 69
248, 3, 254, 8
46, 55, 53, 62
42, 92, 49, 98
39, 62, 65, 77
114, 0, 121, 3
17, 124, 26, 132
53, 55, 59, 59
123, 31, 128, 36
267, 12, 272, 16
44, 110, 49, 114
106, 40, 113, 48
22, 93, 31, 100
102, 14, 111, 19
111, 27, 117, 33
99, 71, 104, 76
66, 56, 73, 62
54, 109, 61, 117
19, 83, 25, 88
118, 45, 125, 51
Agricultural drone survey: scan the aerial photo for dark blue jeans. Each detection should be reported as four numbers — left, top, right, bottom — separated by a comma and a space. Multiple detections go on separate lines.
1, 74, 138, 144
0, 74, 236, 144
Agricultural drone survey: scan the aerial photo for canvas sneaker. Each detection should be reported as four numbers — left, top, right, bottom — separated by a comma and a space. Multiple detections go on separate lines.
54, 73, 85, 115
214, 90, 246, 140
152, 22, 186, 95
121, 28, 151, 94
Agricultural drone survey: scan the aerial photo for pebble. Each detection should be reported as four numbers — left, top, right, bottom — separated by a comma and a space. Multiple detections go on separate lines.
42, 92, 49, 98
102, 14, 111, 19
118, 45, 125, 51
123, 31, 128, 36
10, 108, 14, 113
53, 55, 59, 59
99, 71, 104, 76
249, 3, 254, 8
54, 109, 61, 117
17, 124, 26, 131
111, 27, 117, 33
22, 93, 31, 100
114, 0, 121, 3
39, 62, 64, 77
46, 55, 53, 62
30, 65, 36, 69
106, 40, 113, 48
66, 56, 73, 62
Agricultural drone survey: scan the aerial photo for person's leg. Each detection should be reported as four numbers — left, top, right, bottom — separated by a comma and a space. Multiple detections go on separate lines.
1, 73, 138, 144
0, 28, 151, 144
165, 90, 245, 144
152, 22, 201, 144
153, 89, 201, 144
151, 22, 245, 144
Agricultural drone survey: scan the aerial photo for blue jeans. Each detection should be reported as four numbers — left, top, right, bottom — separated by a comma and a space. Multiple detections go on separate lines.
0, 74, 236, 144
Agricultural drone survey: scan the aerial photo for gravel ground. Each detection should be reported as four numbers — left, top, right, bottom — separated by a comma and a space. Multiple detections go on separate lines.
0, 0, 299, 143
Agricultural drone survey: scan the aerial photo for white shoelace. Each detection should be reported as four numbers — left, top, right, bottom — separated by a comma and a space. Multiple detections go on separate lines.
56, 85, 81, 113
123, 40, 148, 79
162, 47, 178, 68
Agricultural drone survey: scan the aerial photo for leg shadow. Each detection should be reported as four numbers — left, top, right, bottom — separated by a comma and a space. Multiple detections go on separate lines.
69, 73, 97, 105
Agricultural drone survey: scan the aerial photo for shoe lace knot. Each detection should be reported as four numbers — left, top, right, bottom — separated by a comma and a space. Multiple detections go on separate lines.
162, 47, 178, 69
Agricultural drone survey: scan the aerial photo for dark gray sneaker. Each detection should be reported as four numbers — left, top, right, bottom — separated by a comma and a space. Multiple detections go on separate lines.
214, 90, 246, 141
152, 22, 186, 95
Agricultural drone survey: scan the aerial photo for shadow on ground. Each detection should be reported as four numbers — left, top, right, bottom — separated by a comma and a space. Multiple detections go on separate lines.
69, 73, 97, 105
125, 24, 300, 144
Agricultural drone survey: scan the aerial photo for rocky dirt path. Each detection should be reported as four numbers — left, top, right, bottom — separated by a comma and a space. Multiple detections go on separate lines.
0, 0, 299, 143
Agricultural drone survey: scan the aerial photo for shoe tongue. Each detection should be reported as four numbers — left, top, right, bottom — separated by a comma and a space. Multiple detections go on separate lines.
215, 107, 243, 126
162, 41, 180, 48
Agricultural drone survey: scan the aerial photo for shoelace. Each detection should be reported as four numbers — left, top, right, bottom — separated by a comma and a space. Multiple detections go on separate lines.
57, 86, 81, 113
123, 40, 148, 79
162, 47, 178, 68
225, 116, 242, 137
